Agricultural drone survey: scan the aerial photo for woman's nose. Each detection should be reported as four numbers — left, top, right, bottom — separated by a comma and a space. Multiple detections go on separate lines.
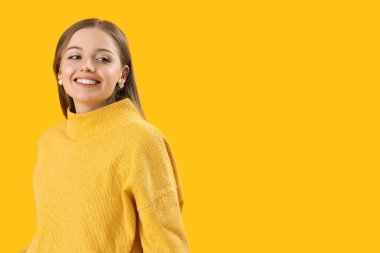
81, 60, 95, 72
82, 65, 95, 72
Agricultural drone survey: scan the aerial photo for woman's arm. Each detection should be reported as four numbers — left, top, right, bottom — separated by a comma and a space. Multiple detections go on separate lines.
137, 189, 190, 252
126, 127, 190, 252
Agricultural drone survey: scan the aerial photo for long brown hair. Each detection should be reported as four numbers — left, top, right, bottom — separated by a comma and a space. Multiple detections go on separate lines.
53, 18, 146, 119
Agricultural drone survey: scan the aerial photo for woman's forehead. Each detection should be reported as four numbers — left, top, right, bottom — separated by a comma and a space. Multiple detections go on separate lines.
66, 28, 117, 53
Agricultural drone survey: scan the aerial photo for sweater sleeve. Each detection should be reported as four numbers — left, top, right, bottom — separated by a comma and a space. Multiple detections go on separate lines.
126, 128, 190, 252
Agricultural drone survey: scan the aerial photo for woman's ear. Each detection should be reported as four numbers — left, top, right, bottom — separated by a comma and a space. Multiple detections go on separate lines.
119, 65, 130, 83
123, 65, 129, 79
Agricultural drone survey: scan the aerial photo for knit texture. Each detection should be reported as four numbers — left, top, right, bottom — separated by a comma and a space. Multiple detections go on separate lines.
20, 98, 190, 253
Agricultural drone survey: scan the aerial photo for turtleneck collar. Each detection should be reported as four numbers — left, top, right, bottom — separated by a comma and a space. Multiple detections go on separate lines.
65, 98, 142, 139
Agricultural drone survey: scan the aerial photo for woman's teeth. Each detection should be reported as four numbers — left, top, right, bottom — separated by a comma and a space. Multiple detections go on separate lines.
76, 79, 99, 85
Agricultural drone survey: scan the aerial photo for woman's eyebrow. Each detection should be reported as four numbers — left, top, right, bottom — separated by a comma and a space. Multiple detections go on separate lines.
66, 46, 114, 54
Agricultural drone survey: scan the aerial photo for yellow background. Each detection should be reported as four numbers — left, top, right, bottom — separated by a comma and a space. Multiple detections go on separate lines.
1, 0, 379, 252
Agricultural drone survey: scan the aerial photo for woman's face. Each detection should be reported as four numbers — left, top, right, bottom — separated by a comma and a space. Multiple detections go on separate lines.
58, 27, 128, 113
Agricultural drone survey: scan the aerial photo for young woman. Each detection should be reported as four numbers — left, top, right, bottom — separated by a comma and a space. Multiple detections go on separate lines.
19, 18, 190, 253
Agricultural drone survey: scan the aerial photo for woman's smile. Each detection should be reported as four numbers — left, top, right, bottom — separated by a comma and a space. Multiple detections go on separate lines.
74, 78, 101, 88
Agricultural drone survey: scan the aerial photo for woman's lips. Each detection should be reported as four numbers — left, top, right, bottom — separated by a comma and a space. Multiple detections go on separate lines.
74, 79, 100, 88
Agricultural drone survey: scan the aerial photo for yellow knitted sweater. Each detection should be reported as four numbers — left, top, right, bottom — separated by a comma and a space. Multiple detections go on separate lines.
20, 98, 190, 253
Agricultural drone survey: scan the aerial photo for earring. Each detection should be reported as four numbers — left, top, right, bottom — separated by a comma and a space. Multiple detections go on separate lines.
118, 81, 124, 89
58, 79, 63, 86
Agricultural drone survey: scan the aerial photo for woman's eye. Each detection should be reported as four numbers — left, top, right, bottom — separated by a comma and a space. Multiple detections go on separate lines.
68, 55, 81, 60
98, 57, 110, 63
67, 55, 110, 63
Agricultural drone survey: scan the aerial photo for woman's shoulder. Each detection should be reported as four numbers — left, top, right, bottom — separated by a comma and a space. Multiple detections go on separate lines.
122, 118, 168, 149
48, 120, 66, 131
37, 121, 65, 143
